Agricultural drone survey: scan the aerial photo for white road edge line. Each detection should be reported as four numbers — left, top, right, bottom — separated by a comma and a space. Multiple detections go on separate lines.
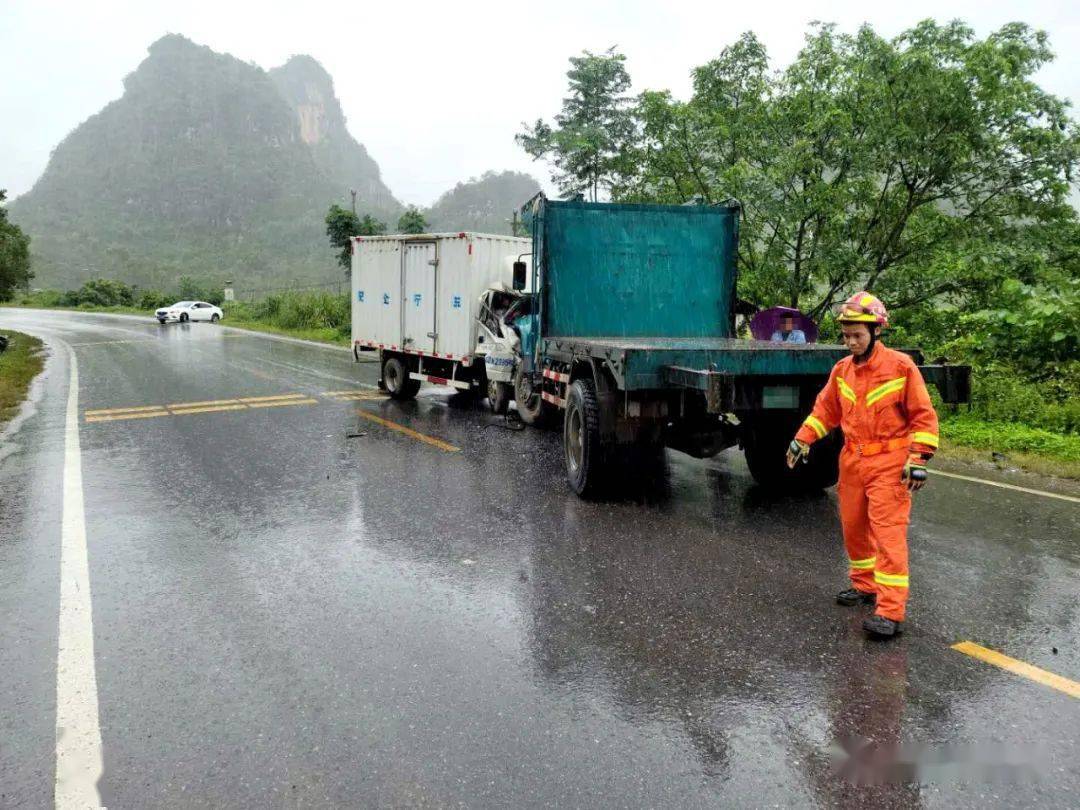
931, 468, 1080, 504
55, 345, 105, 809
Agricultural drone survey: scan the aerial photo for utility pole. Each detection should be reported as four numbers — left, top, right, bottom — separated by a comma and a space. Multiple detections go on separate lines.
349, 189, 357, 216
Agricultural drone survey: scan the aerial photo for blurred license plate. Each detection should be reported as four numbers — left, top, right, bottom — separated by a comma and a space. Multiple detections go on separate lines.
763, 385, 799, 409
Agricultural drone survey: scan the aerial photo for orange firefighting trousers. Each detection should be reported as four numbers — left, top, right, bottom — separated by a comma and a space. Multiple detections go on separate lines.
838, 445, 911, 622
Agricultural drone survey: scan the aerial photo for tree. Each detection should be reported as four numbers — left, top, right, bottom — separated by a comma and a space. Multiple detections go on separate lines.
0, 190, 33, 301
517, 48, 636, 201
619, 22, 1080, 319
358, 215, 387, 236
325, 204, 361, 270
397, 206, 428, 234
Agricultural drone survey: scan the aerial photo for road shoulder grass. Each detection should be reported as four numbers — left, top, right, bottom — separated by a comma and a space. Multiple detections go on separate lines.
218, 316, 349, 346
0, 331, 46, 430
940, 417, 1080, 480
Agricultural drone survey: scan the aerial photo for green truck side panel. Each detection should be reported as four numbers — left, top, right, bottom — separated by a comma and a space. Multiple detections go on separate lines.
542, 336, 847, 390
622, 342, 847, 389
538, 200, 738, 340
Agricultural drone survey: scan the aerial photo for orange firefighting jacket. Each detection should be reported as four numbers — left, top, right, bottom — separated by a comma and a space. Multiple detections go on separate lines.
795, 343, 939, 457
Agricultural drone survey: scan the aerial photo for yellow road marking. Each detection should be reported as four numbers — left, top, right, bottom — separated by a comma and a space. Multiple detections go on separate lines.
84, 410, 169, 423
931, 469, 1080, 504
166, 398, 241, 408
236, 393, 307, 403
84, 404, 171, 416
245, 397, 319, 409
353, 409, 459, 453
323, 389, 380, 396
325, 390, 387, 401
952, 641, 1080, 699
168, 404, 248, 416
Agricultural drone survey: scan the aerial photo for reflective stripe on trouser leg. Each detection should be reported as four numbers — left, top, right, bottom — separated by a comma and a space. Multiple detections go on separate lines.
865, 454, 912, 622
838, 450, 875, 593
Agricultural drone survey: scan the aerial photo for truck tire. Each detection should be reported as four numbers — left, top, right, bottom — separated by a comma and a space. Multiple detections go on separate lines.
742, 413, 841, 492
514, 369, 555, 427
487, 380, 512, 415
382, 355, 420, 401
564, 379, 608, 497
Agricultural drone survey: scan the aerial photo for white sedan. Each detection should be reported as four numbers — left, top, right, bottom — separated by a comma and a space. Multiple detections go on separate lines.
155, 301, 223, 324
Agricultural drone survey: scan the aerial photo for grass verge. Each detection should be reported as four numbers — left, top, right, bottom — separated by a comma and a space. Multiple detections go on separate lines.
0, 331, 46, 429
941, 416, 1080, 479
217, 316, 349, 346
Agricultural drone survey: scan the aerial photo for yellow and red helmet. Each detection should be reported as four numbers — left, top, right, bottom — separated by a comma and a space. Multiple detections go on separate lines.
837, 291, 889, 327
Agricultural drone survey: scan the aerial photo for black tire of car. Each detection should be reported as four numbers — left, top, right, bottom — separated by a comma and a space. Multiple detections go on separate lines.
211, 313, 220, 323
742, 412, 842, 491
513, 368, 555, 427
488, 380, 512, 415
180, 312, 189, 323
157, 319, 166, 325
383, 355, 420, 401
564, 378, 609, 497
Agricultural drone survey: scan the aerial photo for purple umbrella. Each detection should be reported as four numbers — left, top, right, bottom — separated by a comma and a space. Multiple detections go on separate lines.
750, 306, 819, 343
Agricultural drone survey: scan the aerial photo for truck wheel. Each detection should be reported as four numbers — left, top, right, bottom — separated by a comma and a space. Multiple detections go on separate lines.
487, 380, 512, 415
514, 369, 554, 427
382, 355, 420, 401
564, 379, 608, 497
742, 413, 841, 491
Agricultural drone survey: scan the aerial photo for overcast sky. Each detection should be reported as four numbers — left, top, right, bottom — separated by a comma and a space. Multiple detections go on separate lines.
2, 0, 1078, 207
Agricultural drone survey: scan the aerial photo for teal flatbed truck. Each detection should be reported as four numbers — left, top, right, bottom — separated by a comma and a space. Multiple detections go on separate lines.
510, 195, 969, 497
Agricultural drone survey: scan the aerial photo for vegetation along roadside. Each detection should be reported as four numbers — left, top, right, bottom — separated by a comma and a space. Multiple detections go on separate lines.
0, 331, 46, 430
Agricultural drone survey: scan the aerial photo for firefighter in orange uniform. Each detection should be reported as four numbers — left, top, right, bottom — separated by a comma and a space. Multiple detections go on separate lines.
786, 292, 939, 638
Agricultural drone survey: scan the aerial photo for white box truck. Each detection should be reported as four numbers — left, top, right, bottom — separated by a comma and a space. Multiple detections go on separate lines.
351, 232, 531, 403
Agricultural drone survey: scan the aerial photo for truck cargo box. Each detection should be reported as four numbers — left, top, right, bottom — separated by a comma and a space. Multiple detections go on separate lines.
528, 199, 740, 340
351, 232, 530, 363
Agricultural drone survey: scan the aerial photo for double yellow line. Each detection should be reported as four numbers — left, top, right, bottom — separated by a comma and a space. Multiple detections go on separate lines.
84, 389, 461, 453
84, 393, 317, 422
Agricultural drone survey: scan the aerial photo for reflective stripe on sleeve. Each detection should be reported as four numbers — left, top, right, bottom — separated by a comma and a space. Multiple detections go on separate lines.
849, 557, 876, 570
866, 377, 907, 406
836, 377, 857, 404
804, 415, 827, 439
874, 571, 910, 588
912, 431, 939, 448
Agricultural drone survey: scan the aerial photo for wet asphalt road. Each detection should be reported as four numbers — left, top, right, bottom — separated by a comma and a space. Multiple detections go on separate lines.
1, 309, 1078, 808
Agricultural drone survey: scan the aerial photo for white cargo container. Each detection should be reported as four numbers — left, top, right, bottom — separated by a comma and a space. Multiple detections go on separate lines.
351, 232, 530, 398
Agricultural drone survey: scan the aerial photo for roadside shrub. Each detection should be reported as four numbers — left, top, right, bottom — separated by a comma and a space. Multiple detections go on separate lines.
72, 278, 134, 307
16, 289, 64, 307
176, 276, 224, 306
225, 291, 350, 339
137, 289, 171, 310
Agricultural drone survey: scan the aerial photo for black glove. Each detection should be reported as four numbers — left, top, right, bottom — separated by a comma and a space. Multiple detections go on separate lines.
901, 455, 929, 491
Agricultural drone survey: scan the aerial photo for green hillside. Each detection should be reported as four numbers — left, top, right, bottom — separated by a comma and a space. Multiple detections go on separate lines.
426, 171, 541, 235
9, 35, 400, 291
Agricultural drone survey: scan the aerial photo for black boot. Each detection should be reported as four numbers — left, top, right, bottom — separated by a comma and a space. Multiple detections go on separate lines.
836, 588, 876, 607
863, 615, 902, 638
